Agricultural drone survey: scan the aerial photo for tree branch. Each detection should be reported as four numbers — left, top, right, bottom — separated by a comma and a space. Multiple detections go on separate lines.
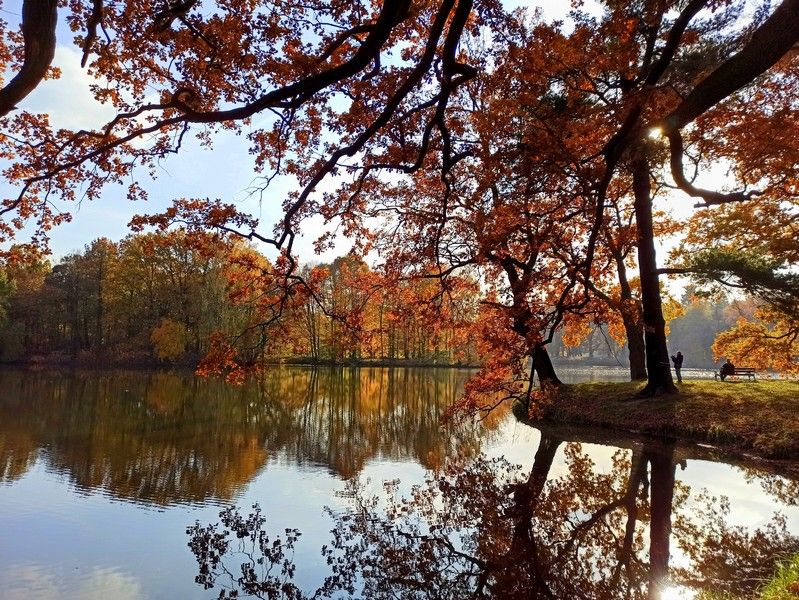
0, 0, 58, 117
662, 0, 799, 132
666, 129, 760, 206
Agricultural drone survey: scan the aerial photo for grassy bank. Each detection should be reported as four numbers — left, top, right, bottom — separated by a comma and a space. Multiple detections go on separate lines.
544, 380, 799, 459
698, 553, 799, 600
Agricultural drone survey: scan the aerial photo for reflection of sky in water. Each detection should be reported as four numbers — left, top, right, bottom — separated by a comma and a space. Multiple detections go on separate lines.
0, 367, 796, 598
681, 459, 797, 529
486, 416, 798, 528
3, 564, 143, 600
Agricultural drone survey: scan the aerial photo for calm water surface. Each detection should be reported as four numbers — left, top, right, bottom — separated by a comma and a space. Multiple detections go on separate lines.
0, 366, 796, 599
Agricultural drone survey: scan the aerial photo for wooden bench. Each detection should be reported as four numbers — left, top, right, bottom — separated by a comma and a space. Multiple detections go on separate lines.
714, 367, 757, 381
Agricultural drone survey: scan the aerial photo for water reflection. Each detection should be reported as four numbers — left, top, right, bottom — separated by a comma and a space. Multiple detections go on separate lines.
2, 367, 797, 599
189, 436, 799, 599
0, 367, 485, 504
3, 564, 143, 600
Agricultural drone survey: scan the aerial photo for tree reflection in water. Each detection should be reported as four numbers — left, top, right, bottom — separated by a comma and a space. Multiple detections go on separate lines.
2, 368, 796, 598
189, 435, 799, 599
0, 368, 486, 503
187, 504, 307, 599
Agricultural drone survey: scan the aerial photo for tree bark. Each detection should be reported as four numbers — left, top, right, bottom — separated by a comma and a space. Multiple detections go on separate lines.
611, 247, 648, 381
622, 310, 648, 381
532, 343, 562, 387
0, 0, 58, 117
632, 153, 677, 394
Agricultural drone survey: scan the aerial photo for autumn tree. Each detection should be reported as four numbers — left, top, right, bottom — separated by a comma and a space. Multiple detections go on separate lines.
0, 267, 12, 325
0, 231, 271, 364
2, 0, 799, 398
315, 0, 799, 403
500, 0, 799, 393
681, 250, 799, 373
0, 228, 481, 368
0, 0, 499, 252
663, 34, 799, 374
0, 249, 49, 360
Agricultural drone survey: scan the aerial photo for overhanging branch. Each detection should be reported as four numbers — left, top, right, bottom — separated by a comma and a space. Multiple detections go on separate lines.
0, 0, 58, 117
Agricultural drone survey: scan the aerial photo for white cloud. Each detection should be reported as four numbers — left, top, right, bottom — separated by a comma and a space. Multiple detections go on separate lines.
22, 45, 115, 131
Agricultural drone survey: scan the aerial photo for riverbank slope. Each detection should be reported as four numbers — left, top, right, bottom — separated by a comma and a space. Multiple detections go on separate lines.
543, 380, 799, 460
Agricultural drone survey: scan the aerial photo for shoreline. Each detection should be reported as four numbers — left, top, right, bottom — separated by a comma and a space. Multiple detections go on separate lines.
3, 363, 795, 465
536, 380, 799, 462
0, 357, 481, 370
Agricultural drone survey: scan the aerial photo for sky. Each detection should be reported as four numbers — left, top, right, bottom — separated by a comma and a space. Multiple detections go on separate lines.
1, 0, 710, 279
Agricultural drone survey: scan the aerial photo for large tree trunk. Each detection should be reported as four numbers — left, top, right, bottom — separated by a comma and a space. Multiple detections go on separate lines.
532, 343, 562, 387
611, 248, 648, 381
621, 310, 648, 381
632, 153, 677, 394
504, 433, 562, 595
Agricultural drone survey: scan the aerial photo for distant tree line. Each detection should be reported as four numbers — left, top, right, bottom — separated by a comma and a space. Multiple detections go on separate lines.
547, 290, 745, 371
0, 232, 479, 367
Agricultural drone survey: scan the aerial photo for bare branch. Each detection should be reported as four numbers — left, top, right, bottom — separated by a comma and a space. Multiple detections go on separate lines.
666, 130, 760, 206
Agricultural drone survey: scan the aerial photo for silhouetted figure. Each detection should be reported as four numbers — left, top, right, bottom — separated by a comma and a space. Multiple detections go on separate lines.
670, 352, 684, 383
720, 359, 735, 381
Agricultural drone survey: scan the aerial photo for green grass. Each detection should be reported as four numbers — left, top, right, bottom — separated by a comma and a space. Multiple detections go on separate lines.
695, 554, 799, 600
760, 554, 799, 600
546, 379, 799, 459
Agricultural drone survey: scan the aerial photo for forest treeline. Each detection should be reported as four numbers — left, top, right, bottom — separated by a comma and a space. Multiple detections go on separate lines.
0, 0, 796, 402
0, 231, 751, 370
0, 232, 481, 367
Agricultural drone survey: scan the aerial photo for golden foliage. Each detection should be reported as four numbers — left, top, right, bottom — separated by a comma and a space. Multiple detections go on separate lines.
712, 309, 799, 374
150, 318, 189, 361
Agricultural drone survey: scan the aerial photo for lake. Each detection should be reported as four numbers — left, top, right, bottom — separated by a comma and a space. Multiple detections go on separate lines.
0, 366, 796, 599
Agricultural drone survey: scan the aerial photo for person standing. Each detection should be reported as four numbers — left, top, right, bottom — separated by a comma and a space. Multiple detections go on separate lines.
670, 351, 684, 383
